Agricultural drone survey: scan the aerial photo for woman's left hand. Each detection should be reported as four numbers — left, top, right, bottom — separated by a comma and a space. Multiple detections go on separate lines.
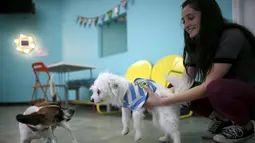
143, 85, 165, 108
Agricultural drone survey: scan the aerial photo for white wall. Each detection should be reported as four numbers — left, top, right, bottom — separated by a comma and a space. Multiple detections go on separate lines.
232, 0, 255, 35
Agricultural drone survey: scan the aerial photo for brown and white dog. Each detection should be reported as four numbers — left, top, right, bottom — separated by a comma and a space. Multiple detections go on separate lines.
16, 76, 78, 143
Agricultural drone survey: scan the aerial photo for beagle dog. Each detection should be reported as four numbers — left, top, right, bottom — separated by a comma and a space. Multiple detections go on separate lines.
16, 76, 78, 143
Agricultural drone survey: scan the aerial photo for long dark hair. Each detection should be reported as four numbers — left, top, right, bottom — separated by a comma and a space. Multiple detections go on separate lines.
182, 0, 255, 81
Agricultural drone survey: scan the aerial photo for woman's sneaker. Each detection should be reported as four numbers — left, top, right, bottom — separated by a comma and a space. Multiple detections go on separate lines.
213, 123, 254, 143
202, 117, 233, 139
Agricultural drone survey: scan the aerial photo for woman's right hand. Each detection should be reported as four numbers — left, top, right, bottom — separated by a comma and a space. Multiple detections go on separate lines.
143, 85, 165, 108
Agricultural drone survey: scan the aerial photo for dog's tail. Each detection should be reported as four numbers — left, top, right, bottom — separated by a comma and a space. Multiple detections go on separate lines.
164, 74, 194, 106
50, 74, 57, 102
16, 113, 46, 125
164, 74, 194, 93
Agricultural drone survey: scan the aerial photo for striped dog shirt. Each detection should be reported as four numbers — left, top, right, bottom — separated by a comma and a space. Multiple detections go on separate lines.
123, 78, 157, 111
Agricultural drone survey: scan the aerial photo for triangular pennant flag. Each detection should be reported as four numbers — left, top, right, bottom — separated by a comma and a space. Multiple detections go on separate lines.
119, 15, 126, 22
114, 5, 120, 16
123, 15, 127, 21
88, 18, 92, 27
79, 17, 84, 25
76, 16, 81, 23
107, 10, 113, 21
94, 17, 99, 26
83, 18, 88, 27
121, 0, 127, 9
100, 14, 105, 22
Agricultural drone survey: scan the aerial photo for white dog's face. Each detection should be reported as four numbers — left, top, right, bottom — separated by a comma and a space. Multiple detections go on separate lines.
90, 72, 129, 105
90, 84, 109, 104
90, 73, 114, 104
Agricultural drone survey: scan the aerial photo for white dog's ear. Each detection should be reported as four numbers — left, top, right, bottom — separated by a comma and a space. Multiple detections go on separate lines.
89, 85, 94, 91
108, 79, 119, 96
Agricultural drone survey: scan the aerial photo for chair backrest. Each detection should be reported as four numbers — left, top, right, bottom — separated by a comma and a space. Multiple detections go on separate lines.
32, 62, 50, 74
151, 55, 185, 87
125, 60, 152, 82
32, 62, 50, 81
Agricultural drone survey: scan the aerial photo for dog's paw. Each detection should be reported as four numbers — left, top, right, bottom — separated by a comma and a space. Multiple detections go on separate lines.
134, 134, 142, 143
51, 138, 58, 143
158, 135, 169, 143
122, 128, 129, 136
72, 139, 78, 143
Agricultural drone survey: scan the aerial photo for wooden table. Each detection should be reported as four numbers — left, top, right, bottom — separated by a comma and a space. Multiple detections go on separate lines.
47, 62, 96, 107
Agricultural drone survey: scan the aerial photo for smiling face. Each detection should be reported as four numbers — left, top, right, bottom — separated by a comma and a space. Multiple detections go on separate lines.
181, 4, 201, 39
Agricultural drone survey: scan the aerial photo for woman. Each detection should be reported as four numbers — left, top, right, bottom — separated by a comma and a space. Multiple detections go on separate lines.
144, 0, 255, 143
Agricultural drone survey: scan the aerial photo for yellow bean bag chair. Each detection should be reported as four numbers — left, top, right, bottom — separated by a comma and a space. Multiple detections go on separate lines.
151, 55, 193, 119
125, 60, 152, 82
151, 55, 185, 87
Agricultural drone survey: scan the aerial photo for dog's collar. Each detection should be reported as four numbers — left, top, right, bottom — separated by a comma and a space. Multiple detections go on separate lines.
39, 104, 68, 113
27, 125, 49, 132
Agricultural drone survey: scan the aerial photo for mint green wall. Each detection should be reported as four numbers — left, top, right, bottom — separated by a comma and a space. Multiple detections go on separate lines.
61, 0, 232, 100
0, 0, 63, 102
100, 20, 127, 57
0, 0, 232, 102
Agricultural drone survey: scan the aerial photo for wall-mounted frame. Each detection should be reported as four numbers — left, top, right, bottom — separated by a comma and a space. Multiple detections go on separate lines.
98, 13, 127, 57
14, 34, 35, 54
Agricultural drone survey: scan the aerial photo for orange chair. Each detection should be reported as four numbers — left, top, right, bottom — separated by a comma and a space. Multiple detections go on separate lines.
31, 62, 63, 104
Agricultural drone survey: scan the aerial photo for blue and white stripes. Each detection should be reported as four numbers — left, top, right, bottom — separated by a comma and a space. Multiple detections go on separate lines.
123, 78, 157, 111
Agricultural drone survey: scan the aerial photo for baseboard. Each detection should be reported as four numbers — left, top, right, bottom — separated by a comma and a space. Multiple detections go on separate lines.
0, 101, 94, 107
0, 102, 30, 106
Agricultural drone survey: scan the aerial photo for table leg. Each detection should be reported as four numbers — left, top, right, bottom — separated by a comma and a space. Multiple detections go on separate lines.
56, 72, 69, 107
63, 72, 69, 107
106, 104, 111, 112
90, 69, 93, 78
64, 85, 69, 107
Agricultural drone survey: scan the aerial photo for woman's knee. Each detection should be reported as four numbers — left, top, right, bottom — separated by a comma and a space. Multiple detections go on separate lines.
206, 79, 254, 99
205, 79, 254, 107
206, 79, 225, 97
205, 79, 232, 105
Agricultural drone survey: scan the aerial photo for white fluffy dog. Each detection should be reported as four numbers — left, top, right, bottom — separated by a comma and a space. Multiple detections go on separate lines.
90, 72, 193, 143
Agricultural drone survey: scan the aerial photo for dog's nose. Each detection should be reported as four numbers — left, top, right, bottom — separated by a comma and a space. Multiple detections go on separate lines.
90, 98, 94, 102
69, 109, 75, 114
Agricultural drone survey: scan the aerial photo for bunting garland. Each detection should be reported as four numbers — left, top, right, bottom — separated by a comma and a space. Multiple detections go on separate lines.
88, 18, 92, 27
114, 5, 120, 16
94, 17, 99, 26
83, 18, 87, 27
76, 0, 132, 28
100, 14, 105, 21
107, 10, 113, 21
79, 17, 84, 25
